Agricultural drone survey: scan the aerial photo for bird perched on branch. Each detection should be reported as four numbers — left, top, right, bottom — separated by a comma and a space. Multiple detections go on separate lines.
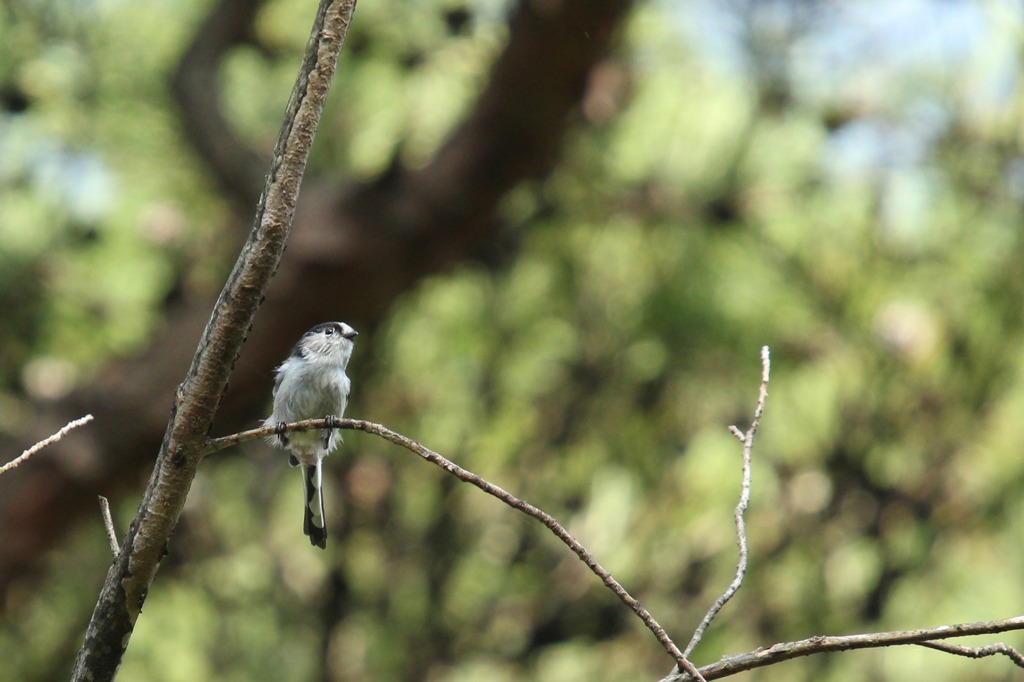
265, 321, 358, 548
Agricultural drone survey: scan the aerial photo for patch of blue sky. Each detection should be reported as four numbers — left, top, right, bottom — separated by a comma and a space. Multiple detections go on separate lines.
659, 1, 1019, 178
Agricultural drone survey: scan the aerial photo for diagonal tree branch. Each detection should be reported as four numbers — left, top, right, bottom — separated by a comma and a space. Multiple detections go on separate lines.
205, 417, 704, 680
0, 0, 633, 600
664, 616, 1024, 680
69, 1, 357, 679
0, 415, 93, 477
915, 639, 1024, 667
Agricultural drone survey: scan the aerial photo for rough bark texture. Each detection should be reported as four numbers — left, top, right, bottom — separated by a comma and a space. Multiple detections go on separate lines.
0, 0, 632, 607
69, 2, 357, 678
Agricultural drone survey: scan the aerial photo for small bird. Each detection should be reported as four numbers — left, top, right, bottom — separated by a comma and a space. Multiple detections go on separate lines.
265, 321, 358, 548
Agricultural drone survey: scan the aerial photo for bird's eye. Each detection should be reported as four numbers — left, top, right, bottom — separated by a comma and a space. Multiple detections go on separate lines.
324, 327, 334, 335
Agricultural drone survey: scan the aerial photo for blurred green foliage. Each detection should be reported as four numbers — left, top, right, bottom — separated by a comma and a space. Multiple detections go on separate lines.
3, 0, 1024, 681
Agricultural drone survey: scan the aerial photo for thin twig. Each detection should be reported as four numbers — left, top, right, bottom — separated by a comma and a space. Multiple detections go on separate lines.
915, 640, 1024, 667
683, 347, 770, 659
205, 418, 705, 680
662, 615, 1024, 680
98, 496, 119, 558
0, 414, 94, 477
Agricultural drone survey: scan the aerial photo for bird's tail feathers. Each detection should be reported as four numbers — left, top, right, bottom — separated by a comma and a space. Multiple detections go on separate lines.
301, 462, 327, 549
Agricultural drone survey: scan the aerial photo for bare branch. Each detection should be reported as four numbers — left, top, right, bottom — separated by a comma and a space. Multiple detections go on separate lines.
205, 417, 704, 679
662, 615, 1024, 680
70, 2, 357, 679
97, 496, 119, 558
683, 347, 770, 659
206, 358, 1024, 681
203, 421, 313, 456
0, 0, 634, 598
0, 415, 93, 477
915, 640, 1024, 667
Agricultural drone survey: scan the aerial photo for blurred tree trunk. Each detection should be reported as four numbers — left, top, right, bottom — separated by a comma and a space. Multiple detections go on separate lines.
0, 0, 632, 606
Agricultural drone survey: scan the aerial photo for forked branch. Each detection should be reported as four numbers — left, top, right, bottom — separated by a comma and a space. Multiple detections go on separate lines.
683, 346, 770, 659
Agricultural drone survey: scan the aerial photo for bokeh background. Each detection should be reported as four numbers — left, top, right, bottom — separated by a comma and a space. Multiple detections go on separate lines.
2, 0, 1024, 680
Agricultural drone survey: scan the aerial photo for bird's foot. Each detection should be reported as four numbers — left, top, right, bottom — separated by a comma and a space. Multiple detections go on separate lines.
274, 421, 290, 447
